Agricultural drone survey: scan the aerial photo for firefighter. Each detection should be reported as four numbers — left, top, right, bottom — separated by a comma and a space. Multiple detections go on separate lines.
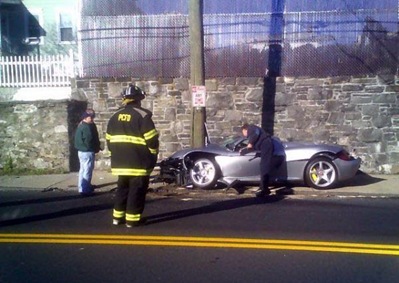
106, 84, 159, 227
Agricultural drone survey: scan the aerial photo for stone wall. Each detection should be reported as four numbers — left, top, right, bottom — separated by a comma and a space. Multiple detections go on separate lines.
1, 75, 398, 174
0, 100, 87, 173
273, 76, 399, 173
75, 75, 399, 174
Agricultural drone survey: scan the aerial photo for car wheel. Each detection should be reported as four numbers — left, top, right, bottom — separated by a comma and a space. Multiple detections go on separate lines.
189, 158, 219, 189
304, 157, 338, 190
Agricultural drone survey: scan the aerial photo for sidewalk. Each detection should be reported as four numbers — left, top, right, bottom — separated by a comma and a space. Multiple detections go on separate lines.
0, 170, 398, 198
0, 171, 117, 192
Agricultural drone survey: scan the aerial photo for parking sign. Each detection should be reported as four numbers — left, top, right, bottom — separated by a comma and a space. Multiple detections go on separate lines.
192, 85, 206, 107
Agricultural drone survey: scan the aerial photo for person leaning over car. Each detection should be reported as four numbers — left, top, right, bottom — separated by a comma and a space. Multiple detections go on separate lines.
240, 123, 274, 197
106, 84, 159, 228
74, 110, 101, 196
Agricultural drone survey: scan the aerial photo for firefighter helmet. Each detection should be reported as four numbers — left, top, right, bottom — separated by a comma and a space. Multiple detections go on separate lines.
122, 84, 145, 101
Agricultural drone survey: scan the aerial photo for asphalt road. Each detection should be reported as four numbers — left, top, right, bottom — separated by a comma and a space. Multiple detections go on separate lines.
0, 189, 398, 283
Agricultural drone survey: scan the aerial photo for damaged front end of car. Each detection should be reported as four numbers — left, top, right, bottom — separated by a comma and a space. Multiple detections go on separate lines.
152, 157, 191, 186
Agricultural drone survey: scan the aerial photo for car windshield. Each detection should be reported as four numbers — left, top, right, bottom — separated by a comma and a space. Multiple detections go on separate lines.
218, 135, 248, 151
218, 136, 239, 146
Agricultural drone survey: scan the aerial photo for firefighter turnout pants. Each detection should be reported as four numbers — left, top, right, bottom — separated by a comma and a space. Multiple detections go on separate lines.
113, 175, 150, 224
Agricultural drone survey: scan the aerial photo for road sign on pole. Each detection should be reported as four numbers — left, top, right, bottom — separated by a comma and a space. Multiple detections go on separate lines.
192, 85, 206, 107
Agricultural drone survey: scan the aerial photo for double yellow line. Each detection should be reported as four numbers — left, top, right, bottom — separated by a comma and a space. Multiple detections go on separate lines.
0, 233, 398, 256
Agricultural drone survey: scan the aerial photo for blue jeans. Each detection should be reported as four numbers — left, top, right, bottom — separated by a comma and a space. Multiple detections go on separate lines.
78, 151, 95, 193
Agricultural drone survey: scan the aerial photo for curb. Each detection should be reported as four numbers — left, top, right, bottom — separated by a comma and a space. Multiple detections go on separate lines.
0, 171, 398, 199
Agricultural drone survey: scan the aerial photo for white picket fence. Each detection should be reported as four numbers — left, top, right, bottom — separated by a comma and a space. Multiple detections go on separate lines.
0, 51, 74, 88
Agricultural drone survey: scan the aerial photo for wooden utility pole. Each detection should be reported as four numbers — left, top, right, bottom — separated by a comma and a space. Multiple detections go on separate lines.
189, 0, 206, 148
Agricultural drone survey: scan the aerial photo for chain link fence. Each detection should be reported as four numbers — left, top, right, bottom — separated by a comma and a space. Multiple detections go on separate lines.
79, 0, 399, 78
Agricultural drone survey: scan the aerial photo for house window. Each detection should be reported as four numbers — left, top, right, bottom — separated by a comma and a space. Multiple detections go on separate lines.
58, 12, 75, 43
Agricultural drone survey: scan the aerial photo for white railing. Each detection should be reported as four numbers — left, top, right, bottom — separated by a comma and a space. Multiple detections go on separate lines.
0, 51, 74, 88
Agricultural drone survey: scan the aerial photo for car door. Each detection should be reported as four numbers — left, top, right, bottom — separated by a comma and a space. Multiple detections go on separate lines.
215, 151, 260, 180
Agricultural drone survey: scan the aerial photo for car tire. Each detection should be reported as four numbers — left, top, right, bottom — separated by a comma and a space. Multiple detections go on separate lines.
189, 158, 220, 189
304, 156, 338, 190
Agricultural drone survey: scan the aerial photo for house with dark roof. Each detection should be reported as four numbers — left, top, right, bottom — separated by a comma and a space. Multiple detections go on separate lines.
0, 0, 45, 56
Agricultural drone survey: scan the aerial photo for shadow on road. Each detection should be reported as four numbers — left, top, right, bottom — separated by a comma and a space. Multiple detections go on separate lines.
0, 203, 113, 227
146, 195, 285, 225
0, 191, 110, 208
0, 191, 114, 227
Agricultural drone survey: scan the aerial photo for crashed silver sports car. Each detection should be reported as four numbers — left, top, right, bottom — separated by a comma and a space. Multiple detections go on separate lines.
155, 135, 361, 190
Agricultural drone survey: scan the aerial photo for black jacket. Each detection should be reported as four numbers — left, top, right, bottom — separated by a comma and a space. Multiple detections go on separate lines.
106, 103, 159, 176
247, 124, 270, 151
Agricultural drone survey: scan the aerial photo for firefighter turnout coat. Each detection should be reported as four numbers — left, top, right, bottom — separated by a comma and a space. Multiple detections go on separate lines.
106, 104, 159, 176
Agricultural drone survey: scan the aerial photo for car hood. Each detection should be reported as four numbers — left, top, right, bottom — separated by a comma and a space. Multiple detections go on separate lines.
169, 144, 228, 159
